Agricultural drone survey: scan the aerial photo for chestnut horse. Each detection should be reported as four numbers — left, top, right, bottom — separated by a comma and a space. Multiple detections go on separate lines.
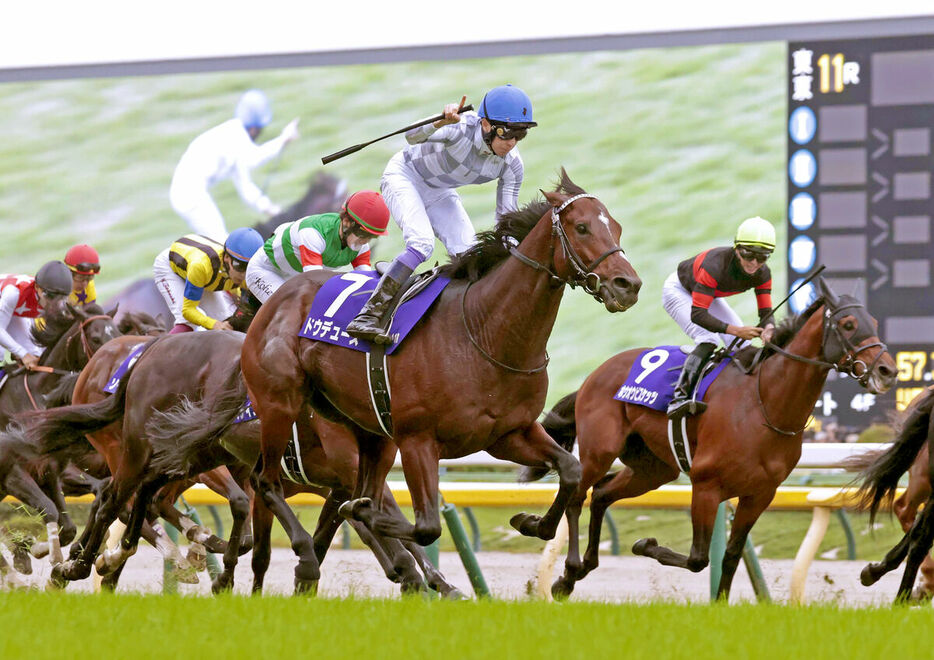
234, 170, 641, 591
855, 386, 934, 602
527, 278, 895, 601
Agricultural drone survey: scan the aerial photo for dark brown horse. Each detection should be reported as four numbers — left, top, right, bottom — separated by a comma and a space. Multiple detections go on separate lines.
232, 170, 641, 591
103, 171, 349, 330
0, 304, 119, 567
526, 279, 895, 601
855, 386, 934, 602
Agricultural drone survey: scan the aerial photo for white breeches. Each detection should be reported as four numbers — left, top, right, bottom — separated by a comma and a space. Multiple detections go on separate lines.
169, 183, 228, 243
661, 271, 745, 348
152, 249, 235, 329
381, 152, 476, 261
245, 251, 289, 304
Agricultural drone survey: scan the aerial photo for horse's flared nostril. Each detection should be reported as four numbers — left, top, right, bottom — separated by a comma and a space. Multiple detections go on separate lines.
613, 276, 642, 294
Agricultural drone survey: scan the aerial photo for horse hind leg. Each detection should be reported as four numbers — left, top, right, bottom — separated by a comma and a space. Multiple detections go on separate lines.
633, 481, 720, 573
895, 495, 934, 603
211, 478, 251, 594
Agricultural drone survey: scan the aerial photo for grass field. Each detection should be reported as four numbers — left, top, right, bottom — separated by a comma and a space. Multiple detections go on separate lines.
2, 592, 932, 660
0, 42, 786, 402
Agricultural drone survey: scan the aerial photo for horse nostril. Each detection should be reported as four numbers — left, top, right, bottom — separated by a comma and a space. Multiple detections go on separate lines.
878, 363, 895, 380
613, 276, 642, 294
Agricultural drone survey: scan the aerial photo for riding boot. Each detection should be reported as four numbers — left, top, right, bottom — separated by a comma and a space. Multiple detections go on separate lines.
346, 259, 414, 345
667, 342, 716, 419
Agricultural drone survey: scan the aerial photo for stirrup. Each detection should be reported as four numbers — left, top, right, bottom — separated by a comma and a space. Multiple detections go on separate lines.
667, 397, 707, 418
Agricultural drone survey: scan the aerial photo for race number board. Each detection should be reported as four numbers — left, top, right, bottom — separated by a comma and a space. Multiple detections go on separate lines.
787, 34, 934, 426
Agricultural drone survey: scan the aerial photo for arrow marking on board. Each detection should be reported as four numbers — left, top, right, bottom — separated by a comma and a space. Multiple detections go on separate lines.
871, 215, 889, 246
870, 258, 889, 290
871, 128, 890, 160
872, 172, 890, 203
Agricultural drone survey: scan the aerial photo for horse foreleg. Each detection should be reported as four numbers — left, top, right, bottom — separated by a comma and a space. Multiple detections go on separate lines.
487, 423, 581, 541
96, 480, 163, 576
862, 529, 913, 587
634, 481, 720, 572
250, 492, 274, 594
210, 475, 251, 594
716, 493, 771, 601
4, 465, 62, 565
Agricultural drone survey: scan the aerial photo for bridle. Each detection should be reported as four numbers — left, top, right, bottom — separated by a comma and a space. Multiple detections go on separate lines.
464, 193, 625, 374
756, 297, 887, 435
65, 314, 114, 364
508, 193, 625, 302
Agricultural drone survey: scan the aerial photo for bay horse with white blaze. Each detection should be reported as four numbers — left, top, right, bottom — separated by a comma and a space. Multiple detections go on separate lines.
239, 170, 641, 591
527, 278, 895, 601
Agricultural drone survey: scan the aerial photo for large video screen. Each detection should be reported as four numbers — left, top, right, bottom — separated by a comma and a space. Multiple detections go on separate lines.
0, 45, 788, 403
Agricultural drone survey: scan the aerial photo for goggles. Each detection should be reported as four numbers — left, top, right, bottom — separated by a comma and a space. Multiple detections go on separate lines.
228, 257, 250, 272
69, 262, 101, 274
736, 247, 771, 264
491, 124, 528, 142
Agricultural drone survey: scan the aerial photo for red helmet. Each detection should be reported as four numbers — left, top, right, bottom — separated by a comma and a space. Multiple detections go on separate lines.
343, 190, 390, 236
64, 244, 101, 274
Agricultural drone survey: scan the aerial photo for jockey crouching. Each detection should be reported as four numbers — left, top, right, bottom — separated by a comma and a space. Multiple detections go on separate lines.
34, 244, 102, 333
663, 216, 777, 418
153, 228, 264, 334
346, 83, 537, 345
245, 190, 389, 304
0, 261, 73, 371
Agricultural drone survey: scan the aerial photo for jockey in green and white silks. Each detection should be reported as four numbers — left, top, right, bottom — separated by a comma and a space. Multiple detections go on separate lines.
245, 190, 390, 304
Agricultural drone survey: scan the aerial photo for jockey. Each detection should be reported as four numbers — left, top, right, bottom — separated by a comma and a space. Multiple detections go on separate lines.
346, 83, 537, 344
245, 190, 390, 304
663, 216, 777, 418
169, 89, 300, 242
64, 244, 100, 307
153, 227, 264, 334
0, 261, 73, 370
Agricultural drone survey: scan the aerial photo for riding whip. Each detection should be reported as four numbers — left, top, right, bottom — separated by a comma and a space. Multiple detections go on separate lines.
322, 101, 473, 165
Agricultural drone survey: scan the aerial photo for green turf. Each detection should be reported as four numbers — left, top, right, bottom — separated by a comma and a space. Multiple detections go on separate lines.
1, 592, 932, 660
0, 42, 786, 404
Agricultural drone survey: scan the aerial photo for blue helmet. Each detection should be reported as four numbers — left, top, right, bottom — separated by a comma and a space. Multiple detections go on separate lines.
479, 84, 537, 127
225, 227, 264, 263
235, 89, 272, 129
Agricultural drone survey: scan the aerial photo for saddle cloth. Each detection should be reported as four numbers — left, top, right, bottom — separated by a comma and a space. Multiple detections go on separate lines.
102, 343, 148, 394
298, 271, 451, 354
613, 345, 731, 412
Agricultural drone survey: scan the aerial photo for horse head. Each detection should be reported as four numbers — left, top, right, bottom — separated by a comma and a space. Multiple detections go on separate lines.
815, 277, 896, 393
59, 304, 121, 368
252, 171, 349, 239
541, 170, 641, 312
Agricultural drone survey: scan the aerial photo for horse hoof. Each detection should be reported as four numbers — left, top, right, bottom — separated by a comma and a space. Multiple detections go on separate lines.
29, 542, 49, 560
13, 547, 34, 574
294, 578, 319, 596
400, 580, 428, 596
632, 538, 658, 556
211, 574, 233, 595
509, 512, 544, 539
172, 564, 200, 585
338, 497, 373, 521
860, 564, 879, 587
551, 577, 574, 601
443, 588, 470, 601
187, 543, 208, 572
238, 536, 254, 556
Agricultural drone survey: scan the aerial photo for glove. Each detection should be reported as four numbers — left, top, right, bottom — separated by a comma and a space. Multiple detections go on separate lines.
281, 118, 300, 144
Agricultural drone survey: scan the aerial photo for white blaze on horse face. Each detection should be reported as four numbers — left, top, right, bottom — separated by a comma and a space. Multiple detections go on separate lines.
597, 211, 631, 264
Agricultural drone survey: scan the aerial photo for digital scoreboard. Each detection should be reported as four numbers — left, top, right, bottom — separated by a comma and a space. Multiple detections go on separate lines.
787, 33, 934, 427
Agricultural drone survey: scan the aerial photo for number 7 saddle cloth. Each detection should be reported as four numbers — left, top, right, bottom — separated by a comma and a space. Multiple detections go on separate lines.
613, 345, 732, 412
297, 270, 451, 354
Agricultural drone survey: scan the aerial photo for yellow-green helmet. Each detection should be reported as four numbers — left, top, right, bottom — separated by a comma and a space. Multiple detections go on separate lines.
734, 216, 776, 251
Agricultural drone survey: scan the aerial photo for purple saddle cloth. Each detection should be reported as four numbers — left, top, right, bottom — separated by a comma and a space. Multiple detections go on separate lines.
102, 343, 148, 394
298, 271, 451, 354
613, 345, 731, 411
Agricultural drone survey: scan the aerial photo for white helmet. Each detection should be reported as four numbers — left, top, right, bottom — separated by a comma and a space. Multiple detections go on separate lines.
235, 89, 272, 129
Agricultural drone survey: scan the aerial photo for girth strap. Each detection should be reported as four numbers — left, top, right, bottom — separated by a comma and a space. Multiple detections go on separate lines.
366, 344, 394, 437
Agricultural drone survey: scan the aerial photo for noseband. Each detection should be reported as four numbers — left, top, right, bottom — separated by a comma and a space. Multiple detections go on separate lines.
508, 193, 625, 302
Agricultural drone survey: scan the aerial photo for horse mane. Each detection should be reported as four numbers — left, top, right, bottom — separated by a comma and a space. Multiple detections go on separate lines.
438, 168, 585, 282
30, 303, 106, 351
732, 296, 825, 366
118, 310, 166, 336
252, 172, 348, 239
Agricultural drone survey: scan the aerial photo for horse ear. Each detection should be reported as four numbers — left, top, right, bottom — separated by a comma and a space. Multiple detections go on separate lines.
105, 303, 119, 318
542, 190, 563, 208
817, 277, 839, 307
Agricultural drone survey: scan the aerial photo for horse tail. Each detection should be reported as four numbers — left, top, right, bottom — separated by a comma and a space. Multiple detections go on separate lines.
146, 359, 247, 478
519, 391, 579, 483
14, 363, 131, 458
855, 389, 934, 523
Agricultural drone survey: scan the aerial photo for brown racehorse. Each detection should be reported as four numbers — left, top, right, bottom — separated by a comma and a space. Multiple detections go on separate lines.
234, 170, 641, 592
0, 304, 119, 566
855, 386, 934, 602
526, 279, 895, 601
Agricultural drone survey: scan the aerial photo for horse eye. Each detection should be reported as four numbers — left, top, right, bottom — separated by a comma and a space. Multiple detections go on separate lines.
843, 320, 855, 331
575, 223, 589, 235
